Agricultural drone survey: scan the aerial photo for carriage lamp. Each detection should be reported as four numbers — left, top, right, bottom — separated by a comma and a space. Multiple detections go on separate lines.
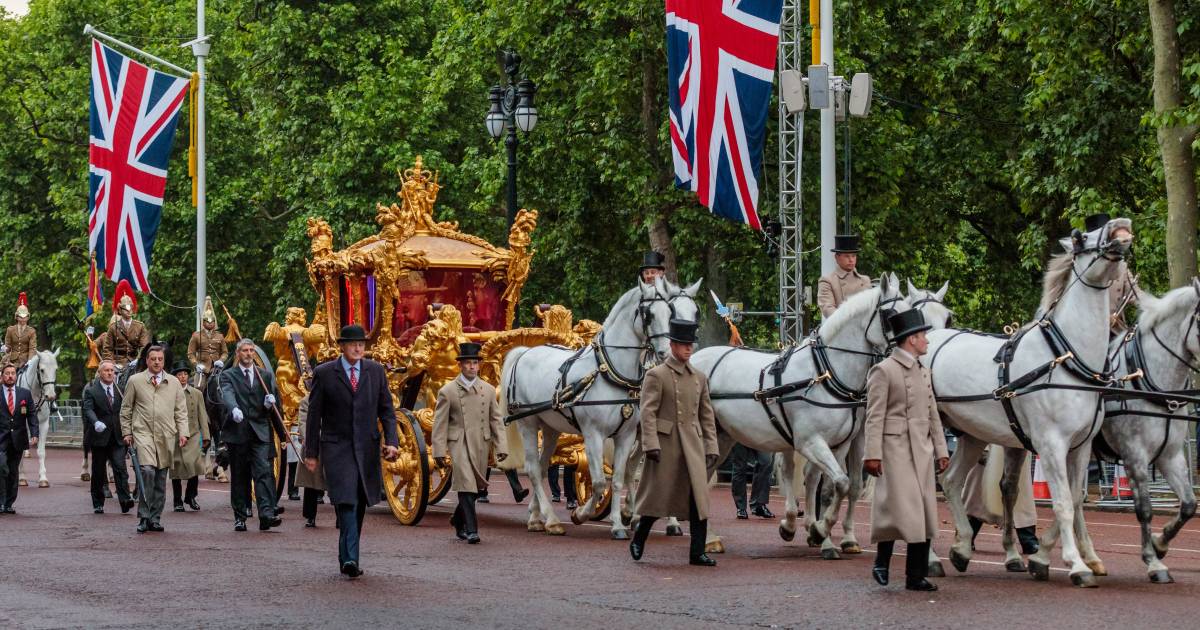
484, 50, 538, 230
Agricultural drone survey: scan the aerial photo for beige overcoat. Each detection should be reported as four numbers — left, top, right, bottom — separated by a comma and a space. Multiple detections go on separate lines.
962, 444, 1037, 529
864, 349, 949, 543
634, 356, 719, 520
295, 395, 325, 491
817, 268, 872, 317
3, 324, 37, 367
170, 385, 211, 480
431, 377, 507, 494
120, 371, 189, 469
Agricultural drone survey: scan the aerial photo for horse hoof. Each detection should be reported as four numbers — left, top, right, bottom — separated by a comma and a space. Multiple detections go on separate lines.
570, 509, 585, 525
18, 479, 27, 487
1070, 572, 1098, 588
927, 561, 946, 578
820, 547, 841, 560
779, 525, 796, 542
665, 525, 683, 537
949, 549, 970, 573
37, 480, 48, 488
527, 522, 546, 533
80, 473, 91, 481
1005, 559, 1026, 573
620, 509, 633, 527
612, 529, 630, 541
546, 523, 566, 536
1086, 560, 1108, 577
840, 541, 862, 554
1028, 559, 1050, 581
706, 540, 725, 554
1149, 570, 1174, 584
807, 522, 825, 541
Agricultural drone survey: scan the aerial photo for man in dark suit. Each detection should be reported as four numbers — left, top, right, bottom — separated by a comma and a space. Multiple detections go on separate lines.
0, 363, 37, 513
82, 360, 134, 514
219, 339, 282, 532
304, 325, 399, 579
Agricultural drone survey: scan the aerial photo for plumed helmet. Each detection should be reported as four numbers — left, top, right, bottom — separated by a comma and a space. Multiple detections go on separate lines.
113, 280, 137, 315
15, 292, 29, 319
202, 296, 216, 324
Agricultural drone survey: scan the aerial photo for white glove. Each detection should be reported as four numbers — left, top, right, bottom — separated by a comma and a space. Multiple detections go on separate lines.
0, 344, 8, 354
213, 360, 224, 369
264, 394, 276, 406
93, 421, 106, 432
231, 408, 244, 423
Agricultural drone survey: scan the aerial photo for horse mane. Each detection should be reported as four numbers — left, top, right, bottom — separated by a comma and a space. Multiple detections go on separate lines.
603, 286, 645, 330
819, 286, 881, 340
1039, 253, 1075, 313
1137, 285, 1198, 332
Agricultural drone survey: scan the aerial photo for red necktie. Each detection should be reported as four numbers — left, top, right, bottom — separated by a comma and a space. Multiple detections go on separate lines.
152, 374, 159, 387
6, 388, 12, 414
350, 366, 358, 393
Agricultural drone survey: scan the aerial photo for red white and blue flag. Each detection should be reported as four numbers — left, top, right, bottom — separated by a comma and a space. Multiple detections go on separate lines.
88, 39, 189, 292
666, 0, 783, 230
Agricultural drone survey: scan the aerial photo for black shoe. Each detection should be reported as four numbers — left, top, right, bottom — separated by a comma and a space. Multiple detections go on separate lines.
513, 487, 529, 503
477, 495, 490, 503
94, 507, 104, 514
187, 498, 201, 511
260, 516, 282, 530
872, 567, 889, 585
689, 554, 717, 567
234, 519, 247, 532
288, 492, 300, 501
466, 533, 481, 544
752, 505, 775, 519
304, 518, 316, 528
3, 507, 15, 514
566, 499, 578, 510
275, 506, 286, 515
149, 522, 164, 532
340, 561, 362, 579
174, 504, 185, 512
905, 579, 938, 592
450, 515, 467, 540
551, 495, 562, 503
136, 520, 148, 533
736, 508, 748, 519
630, 539, 645, 561
120, 500, 135, 514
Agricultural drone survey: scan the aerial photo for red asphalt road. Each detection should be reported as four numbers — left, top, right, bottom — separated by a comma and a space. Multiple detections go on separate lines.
4, 448, 1200, 629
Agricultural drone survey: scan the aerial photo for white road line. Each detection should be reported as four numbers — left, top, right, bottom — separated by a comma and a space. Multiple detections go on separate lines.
1112, 543, 1200, 554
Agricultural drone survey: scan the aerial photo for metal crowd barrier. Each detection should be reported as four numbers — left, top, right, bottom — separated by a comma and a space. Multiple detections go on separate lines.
1095, 433, 1199, 508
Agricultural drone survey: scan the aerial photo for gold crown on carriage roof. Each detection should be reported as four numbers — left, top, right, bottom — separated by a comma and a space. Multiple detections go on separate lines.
397, 155, 441, 203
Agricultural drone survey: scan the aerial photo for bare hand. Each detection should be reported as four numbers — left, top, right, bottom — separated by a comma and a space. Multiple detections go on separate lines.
179, 436, 188, 448
124, 435, 133, 446
645, 449, 661, 463
304, 457, 318, 473
29, 436, 38, 448
382, 445, 399, 461
864, 459, 883, 477
936, 457, 950, 474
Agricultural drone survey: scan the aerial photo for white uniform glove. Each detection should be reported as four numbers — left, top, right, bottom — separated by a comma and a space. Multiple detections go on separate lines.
94, 421, 106, 432
213, 360, 224, 369
0, 344, 8, 354
231, 408, 244, 422
264, 394, 276, 406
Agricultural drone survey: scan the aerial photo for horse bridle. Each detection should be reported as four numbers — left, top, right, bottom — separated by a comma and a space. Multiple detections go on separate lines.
912, 294, 954, 329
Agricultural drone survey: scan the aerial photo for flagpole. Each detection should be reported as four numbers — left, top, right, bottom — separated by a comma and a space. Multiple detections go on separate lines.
188, 1, 209, 331
82, 25, 191, 78
818, 0, 835, 276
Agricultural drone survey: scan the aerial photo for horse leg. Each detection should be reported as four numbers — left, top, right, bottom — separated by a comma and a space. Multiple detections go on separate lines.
1148, 450, 1196, 583
941, 435, 986, 573
776, 449, 799, 542
570, 427, 607, 529
606, 430, 636, 540
1067, 446, 1104, 577
998, 447, 1027, 572
839, 429, 865, 555
81, 447, 91, 482
801, 459, 822, 546
1032, 444, 1095, 587
797, 439, 849, 560
1124, 457, 1168, 582
518, 423, 548, 533
37, 416, 49, 486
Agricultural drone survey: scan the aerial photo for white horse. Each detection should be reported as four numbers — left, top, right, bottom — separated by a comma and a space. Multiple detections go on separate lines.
501, 276, 702, 538
925, 218, 1132, 587
1096, 281, 1199, 583
692, 275, 906, 560
17, 349, 61, 488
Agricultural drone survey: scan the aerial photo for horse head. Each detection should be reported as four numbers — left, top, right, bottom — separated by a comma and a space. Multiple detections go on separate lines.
37, 348, 59, 401
1135, 278, 1200, 363
907, 279, 953, 330
637, 276, 703, 362
1059, 217, 1133, 286
869, 272, 908, 350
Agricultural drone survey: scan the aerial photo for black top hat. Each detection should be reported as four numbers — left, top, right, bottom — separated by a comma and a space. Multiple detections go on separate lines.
887, 309, 932, 343
170, 360, 191, 376
666, 318, 699, 344
832, 234, 861, 253
337, 325, 369, 343
1083, 213, 1111, 234
457, 342, 484, 361
640, 251, 667, 271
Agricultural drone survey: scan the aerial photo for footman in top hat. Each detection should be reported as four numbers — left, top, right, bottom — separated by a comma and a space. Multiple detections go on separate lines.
640, 251, 667, 285
817, 234, 871, 318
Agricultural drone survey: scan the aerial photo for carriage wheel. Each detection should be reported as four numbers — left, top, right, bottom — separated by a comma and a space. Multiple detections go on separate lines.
382, 409, 430, 525
575, 460, 614, 521
429, 460, 453, 505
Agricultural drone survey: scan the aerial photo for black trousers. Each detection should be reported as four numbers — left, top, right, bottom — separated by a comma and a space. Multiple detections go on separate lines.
0, 443, 21, 509
548, 465, 578, 501
171, 477, 199, 505
482, 467, 525, 500
730, 443, 772, 511
452, 491, 480, 534
286, 462, 299, 496
91, 444, 131, 509
302, 487, 324, 520
875, 540, 931, 584
228, 439, 276, 521
335, 484, 368, 566
633, 494, 708, 558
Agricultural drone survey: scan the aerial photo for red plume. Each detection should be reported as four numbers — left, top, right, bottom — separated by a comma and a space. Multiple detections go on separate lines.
113, 279, 138, 314
17, 292, 27, 307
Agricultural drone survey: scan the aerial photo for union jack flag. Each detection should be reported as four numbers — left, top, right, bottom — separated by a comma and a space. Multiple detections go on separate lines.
666, 0, 783, 230
88, 39, 190, 292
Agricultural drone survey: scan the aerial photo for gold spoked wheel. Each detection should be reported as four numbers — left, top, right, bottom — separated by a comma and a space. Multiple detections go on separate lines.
575, 460, 614, 521
382, 409, 430, 525
429, 459, 453, 505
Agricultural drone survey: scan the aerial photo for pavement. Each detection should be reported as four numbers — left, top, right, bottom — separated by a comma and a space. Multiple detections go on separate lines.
3, 448, 1199, 629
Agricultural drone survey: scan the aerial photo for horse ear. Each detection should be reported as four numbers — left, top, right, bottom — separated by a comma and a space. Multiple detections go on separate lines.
1059, 236, 1074, 254
906, 278, 918, 297
53, 347, 60, 357
683, 278, 703, 298
1191, 277, 1200, 296
935, 281, 949, 301
879, 273, 891, 295
1134, 286, 1159, 313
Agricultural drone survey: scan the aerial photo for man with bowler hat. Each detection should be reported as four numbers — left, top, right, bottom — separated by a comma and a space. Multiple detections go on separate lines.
629, 319, 719, 566
863, 309, 949, 591
304, 325, 399, 578
640, 251, 667, 285
817, 234, 871, 318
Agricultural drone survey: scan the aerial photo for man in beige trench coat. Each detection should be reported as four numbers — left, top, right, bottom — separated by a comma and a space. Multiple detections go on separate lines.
121, 345, 189, 534
629, 319, 719, 567
169, 361, 210, 512
432, 342, 507, 544
863, 309, 949, 591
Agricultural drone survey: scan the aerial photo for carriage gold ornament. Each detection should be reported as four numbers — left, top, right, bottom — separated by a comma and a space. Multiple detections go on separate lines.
263, 307, 327, 429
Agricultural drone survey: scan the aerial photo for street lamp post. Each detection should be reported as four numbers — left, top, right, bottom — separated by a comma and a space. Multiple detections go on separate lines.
485, 51, 538, 230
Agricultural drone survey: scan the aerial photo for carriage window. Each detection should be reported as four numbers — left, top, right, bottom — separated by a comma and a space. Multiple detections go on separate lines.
390, 269, 508, 345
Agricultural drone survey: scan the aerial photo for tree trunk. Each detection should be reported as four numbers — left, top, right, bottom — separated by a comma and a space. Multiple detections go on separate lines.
642, 49, 679, 282
1149, 0, 1199, 288
699, 244, 729, 346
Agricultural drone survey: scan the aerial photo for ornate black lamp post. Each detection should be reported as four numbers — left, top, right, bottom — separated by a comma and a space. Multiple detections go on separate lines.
485, 51, 538, 230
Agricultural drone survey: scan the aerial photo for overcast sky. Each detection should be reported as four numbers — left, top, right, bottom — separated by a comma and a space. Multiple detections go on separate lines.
1, 0, 29, 17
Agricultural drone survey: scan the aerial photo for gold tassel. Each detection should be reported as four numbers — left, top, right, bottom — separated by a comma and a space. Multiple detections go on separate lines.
222, 304, 242, 343
189, 72, 198, 206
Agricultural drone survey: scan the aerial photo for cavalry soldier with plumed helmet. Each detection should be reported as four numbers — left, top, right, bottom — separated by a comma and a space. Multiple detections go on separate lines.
188, 296, 228, 378
2, 292, 38, 369
101, 280, 151, 368
817, 234, 871, 318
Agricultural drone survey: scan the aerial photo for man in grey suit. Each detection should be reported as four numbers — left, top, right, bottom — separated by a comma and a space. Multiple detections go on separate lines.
219, 339, 282, 532
82, 360, 134, 514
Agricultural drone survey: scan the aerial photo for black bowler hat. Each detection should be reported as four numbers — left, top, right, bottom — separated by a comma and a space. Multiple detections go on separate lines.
832, 234, 861, 253
1083, 213, 1111, 233
666, 319, 699, 344
887, 309, 932, 343
457, 342, 484, 361
338, 325, 369, 342
640, 251, 666, 271
170, 360, 191, 376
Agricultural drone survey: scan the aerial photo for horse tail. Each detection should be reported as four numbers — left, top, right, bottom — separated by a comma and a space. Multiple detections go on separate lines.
498, 346, 532, 471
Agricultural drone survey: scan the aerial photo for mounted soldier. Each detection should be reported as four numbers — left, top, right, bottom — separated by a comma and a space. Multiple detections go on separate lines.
101, 280, 151, 369
2, 292, 38, 370
188, 296, 228, 388
817, 234, 871, 318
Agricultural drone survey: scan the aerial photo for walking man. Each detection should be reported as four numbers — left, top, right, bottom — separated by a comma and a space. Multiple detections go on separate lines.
219, 339, 282, 532
629, 319, 719, 567
169, 361, 210, 512
730, 443, 774, 519
863, 310, 949, 591
432, 342, 508, 544
82, 360, 133, 514
0, 363, 36, 513
304, 325, 399, 578
120, 345, 188, 533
